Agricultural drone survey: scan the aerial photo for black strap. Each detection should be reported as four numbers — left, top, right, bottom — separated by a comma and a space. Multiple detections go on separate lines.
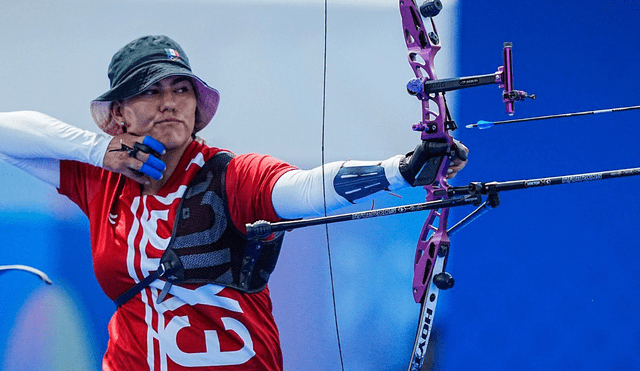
112, 152, 234, 307
113, 265, 166, 307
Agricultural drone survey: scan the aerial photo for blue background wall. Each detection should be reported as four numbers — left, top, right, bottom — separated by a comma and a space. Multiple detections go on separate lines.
1, 1, 639, 370
448, 1, 640, 370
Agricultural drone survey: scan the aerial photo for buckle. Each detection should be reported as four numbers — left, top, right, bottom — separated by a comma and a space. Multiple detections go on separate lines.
157, 263, 167, 277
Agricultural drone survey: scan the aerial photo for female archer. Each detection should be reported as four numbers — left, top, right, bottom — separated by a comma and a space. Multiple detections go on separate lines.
0, 35, 467, 370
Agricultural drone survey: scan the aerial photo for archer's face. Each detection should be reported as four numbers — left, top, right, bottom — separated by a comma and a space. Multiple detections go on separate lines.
117, 75, 197, 152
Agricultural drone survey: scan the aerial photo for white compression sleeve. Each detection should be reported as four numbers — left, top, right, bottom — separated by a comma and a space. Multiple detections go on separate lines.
272, 155, 409, 219
0, 154, 61, 187
0, 111, 112, 187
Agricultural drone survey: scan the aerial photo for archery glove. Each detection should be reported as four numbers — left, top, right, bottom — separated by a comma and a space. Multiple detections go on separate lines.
399, 139, 467, 187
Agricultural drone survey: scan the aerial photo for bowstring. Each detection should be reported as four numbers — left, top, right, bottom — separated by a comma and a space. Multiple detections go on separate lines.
321, 0, 345, 369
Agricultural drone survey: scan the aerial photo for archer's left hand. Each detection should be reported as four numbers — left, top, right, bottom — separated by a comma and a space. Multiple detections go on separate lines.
447, 140, 469, 179
399, 138, 470, 186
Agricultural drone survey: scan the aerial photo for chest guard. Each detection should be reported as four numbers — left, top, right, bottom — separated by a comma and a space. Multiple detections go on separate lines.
114, 151, 285, 306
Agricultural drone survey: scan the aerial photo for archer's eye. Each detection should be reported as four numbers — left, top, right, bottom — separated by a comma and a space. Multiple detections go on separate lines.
176, 85, 191, 93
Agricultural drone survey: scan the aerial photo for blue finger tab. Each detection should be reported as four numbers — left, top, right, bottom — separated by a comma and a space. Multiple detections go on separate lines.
145, 155, 166, 172
143, 136, 166, 155
140, 163, 163, 180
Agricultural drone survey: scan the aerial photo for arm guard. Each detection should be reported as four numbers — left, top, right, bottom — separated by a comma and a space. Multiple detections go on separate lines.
272, 155, 408, 219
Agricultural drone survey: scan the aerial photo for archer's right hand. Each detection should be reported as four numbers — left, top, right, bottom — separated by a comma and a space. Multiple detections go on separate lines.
102, 134, 166, 184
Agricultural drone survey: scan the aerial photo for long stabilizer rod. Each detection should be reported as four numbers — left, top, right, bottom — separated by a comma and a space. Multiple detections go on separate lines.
466, 104, 640, 129
248, 165, 640, 240
246, 194, 482, 240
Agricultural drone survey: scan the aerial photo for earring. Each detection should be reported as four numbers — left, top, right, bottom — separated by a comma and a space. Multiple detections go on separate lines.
119, 121, 126, 127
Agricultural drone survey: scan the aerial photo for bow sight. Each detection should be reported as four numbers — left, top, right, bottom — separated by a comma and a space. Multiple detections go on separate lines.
406, 42, 536, 130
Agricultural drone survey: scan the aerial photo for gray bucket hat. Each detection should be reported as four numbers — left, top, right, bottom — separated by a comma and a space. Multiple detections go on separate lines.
90, 35, 220, 136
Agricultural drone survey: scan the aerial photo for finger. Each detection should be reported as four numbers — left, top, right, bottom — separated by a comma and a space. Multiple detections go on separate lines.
451, 140, 469, 161
449, 158, 467, 170
446, 168, 460, 179
455, 140, 469, 154
119, 166, 151, 185
142, 136, 166, 156
449, 166, 464, 174
144, 154, 166, 172
450, 160, 467, 170
132, 142, 157, 158
139, 163, 163, 180
450, 157, 465, 165
459, 142, 469, 155
128, 143, 166, 173
103, 144, 136, 174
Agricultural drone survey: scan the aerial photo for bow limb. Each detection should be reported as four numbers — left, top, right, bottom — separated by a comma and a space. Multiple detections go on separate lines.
0, 264, 53, 284
400, 1, 454, 370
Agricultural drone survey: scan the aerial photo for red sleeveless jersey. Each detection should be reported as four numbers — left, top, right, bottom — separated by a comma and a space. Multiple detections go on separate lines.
58, 140, 294, 371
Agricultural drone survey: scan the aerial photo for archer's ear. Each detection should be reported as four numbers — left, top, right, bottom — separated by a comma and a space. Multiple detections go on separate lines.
110, 100, 124, 122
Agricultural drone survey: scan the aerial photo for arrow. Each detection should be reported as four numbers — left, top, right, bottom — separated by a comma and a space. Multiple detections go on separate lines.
466, 104, 640, 129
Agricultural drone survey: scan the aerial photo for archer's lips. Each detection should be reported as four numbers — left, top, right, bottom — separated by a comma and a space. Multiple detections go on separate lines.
155, 119, 183, 125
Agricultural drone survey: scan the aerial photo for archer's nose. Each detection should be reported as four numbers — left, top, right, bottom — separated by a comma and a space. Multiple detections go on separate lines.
160, 92, 177, 112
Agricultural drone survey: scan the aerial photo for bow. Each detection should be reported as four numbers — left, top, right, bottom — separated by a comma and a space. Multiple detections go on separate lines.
244, 1, 640, 369
398, 1, 531, 369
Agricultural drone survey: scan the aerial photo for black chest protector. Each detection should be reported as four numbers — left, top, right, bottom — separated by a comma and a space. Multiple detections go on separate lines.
114, 151, 285, 306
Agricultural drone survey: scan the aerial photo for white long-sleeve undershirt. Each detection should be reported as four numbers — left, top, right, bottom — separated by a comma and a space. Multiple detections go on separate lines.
0, 111, 111, 188
0, 110, 409, 219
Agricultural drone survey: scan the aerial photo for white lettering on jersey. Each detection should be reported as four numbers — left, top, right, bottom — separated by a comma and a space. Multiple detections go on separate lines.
186, 152, 206, 171
127, 185, 255, 370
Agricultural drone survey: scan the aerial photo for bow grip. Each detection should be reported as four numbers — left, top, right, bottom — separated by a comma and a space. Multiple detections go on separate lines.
400, 141, 450, 187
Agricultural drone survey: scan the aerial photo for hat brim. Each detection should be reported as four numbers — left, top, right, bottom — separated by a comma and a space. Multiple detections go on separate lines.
90, 63, 220, 136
